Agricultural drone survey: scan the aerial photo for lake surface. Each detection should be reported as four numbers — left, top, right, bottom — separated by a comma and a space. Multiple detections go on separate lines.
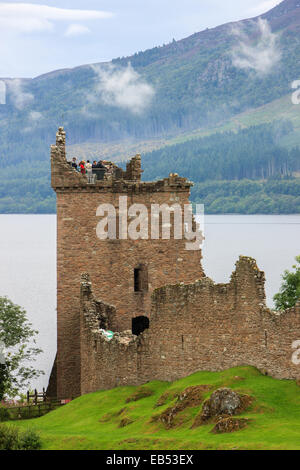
0, 214, 299, 390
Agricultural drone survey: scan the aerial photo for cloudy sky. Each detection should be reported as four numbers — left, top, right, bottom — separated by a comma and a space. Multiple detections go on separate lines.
0, 0, 281, 77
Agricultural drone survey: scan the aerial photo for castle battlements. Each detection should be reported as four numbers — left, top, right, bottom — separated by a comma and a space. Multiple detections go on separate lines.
51, 127, 192, 193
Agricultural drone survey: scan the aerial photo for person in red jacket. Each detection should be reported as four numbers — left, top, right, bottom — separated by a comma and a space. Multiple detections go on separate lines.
79, 161, 86, 174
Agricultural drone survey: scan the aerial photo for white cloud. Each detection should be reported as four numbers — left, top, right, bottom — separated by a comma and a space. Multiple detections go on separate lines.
29, 111, 43, 121
65, 24, 91, 38
89, 64, 155, 114
22, 110, 45, 133
8, 79, 34, 109
22, 111, 44, 134
231, 18, 281, 75
0, 80, 6, 105
0, 3, 113, 34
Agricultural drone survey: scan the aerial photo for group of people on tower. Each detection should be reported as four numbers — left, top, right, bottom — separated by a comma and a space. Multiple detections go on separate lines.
69, 157, 116, 180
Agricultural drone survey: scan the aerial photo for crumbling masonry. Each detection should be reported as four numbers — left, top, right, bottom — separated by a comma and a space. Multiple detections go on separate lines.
48, 127, 300, 398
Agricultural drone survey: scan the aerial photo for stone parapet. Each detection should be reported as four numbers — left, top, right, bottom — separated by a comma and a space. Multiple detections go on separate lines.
51, 127, 192, 193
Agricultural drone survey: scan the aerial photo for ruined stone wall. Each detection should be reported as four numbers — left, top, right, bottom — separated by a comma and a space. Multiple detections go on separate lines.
51, 127, 300, 398
80, 273, 142, 394
145, 257, 300, 382
55, 189, 203, 398
79, 257, 300, 394
52, 128, 204, 398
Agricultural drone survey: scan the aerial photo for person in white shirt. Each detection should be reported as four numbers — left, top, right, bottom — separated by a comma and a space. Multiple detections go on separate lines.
86, 160, 93, 183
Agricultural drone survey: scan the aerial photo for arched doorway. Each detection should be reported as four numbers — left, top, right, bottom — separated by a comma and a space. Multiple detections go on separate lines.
132, 316, 150, 336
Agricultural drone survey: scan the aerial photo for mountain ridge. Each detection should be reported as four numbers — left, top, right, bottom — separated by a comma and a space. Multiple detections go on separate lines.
0, 1, 295, 83
1, 0, 300, 214
1, 0, 299, 151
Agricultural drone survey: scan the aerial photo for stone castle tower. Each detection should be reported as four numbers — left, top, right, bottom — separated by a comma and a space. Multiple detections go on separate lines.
49, 127, 204, 398
48, 127, 300, 399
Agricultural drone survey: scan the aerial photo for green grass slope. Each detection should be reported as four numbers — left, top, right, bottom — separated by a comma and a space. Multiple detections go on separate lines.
12, 367, 300, 450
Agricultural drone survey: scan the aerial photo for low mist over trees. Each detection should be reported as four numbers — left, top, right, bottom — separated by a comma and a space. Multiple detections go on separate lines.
1, 122, 300, 214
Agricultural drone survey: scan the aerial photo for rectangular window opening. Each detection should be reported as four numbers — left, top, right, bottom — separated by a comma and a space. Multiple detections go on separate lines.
134, 265, 148, 293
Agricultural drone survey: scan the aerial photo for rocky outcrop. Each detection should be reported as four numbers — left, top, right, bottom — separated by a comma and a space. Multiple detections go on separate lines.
201, 388, 242, 421
211, 417, 250, 434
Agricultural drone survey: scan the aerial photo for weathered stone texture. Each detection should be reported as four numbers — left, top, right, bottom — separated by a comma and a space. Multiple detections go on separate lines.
51, 128, 203, 398
49, 127, 300, 398
79, 257, 300, 394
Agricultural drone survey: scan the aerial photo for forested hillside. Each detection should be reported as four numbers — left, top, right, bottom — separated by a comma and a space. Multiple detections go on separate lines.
143, 121, 300, 214
1, 121, 300, 214
2, 0, 300, 158
142, 122, 300, 182
1, 0, 300, 213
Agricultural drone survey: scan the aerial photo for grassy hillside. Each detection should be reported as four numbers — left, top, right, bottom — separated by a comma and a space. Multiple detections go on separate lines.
67, 93, 300, 161
12, 367, 300, 450
211, 94, 300, 150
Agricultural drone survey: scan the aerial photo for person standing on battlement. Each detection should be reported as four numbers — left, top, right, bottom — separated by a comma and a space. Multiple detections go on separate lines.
71, 157, 78, 170
86, 160, 92, 172
96, 160, 107, 170
86, 160, 93, 183
79, 160, 86, 174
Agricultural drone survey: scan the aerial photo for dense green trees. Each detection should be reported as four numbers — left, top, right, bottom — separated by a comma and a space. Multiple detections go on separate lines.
1, 9, 300, 214
0, 297, 43, 398
1, 122, 300, 214
274, 257, 300, 311
2, 11, 300, 171
142, 122, 299, 182
191, 179, 300, 214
